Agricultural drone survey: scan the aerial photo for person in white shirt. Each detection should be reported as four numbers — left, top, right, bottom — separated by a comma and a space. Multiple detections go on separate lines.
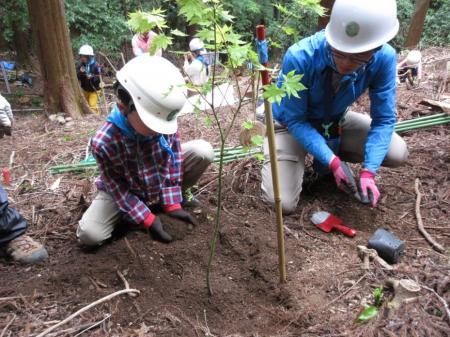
131, 31, 162, 57
0, 93, 13, 138
183, 38, 209, 86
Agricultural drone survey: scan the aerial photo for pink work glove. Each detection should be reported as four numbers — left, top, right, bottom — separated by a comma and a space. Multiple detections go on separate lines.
329, 156, 354, 192
359, 169, 380, 207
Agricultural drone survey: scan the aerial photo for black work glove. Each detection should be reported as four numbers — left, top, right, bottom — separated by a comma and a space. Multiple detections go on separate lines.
166, 208, 198, 228
149, 216, 173, 243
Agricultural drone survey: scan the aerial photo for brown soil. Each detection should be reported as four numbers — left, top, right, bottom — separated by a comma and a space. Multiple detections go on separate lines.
0, 49, 449, 337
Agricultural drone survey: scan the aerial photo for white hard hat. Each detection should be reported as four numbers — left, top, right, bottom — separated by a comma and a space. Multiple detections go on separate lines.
406, 50, 422, 66
189, 38, 205, 52
325, 0, 399, 53
116, 55, 186, 134
79, 44, 94, 56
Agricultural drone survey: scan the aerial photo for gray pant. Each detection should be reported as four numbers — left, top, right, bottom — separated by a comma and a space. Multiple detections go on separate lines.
261, 111, 409, 214
77, 139, 214, 245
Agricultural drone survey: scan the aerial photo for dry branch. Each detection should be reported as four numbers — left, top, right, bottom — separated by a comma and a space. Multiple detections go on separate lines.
0, 314, 16, 337
414, 178, 445, 253
420, 98, 450, 114
116, 270, 137, 297
422, 285, 450, 321
35, 288, 139, 337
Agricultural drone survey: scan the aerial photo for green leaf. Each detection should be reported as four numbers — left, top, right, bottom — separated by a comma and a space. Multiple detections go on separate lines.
273, 3, 289, 15
177, 0, 210, 25
171, 29, 187, 37
262, 83, 286, 104
373, 286, 384, 307
127, 9, 167, 33
228, 43, 251, 67
203, 115, 213, 127
243, 120, 254, 130
220, 9, 235, 22
294, 0, 325, 16
254, 153, 265, 162
149, 34, 173, 55
282, 70, 306, 98
282, 26, 298, 36
357, 306, 378, 323
250, 135, 264, 147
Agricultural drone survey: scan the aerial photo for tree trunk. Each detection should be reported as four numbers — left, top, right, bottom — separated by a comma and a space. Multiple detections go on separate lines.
317, 0, 334, 30
27, 0, 90, 118
404, 0, 431, 48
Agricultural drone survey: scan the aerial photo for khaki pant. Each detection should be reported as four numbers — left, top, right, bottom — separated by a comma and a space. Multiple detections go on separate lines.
83, 90, 100, 115
77, 139, 214, 245
261, 111, 409, 214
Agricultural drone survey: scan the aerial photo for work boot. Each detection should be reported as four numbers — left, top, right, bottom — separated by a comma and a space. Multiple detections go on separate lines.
5, 235, 48, 264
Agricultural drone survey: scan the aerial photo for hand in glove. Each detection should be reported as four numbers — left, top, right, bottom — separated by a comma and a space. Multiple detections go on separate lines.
359, 169, 380, 207
164, 204, 198, 229
0, 95, 13, 138
329, 156, 357, 193
144, 215, 173, 243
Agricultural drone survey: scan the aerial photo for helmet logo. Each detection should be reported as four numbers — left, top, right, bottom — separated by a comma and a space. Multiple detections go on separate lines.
345, 21, 360, 37
167, 110, 179, 121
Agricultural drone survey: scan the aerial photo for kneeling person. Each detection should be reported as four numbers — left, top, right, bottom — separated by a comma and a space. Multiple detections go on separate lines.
77, 55, 214, 245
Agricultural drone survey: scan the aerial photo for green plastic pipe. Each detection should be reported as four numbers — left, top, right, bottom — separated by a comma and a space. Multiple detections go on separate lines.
396, 113, 448, 125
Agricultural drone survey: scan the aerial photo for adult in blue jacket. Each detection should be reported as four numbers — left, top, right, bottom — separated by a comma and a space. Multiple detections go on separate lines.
262, 0, 408, 213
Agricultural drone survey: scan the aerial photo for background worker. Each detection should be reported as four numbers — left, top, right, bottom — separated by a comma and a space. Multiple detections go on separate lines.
183, 37, 210, 86
261, 0, 409, 213
131, 30, 162, 57
77, 55, 214, 246
0, 93, 48, 264
76, 44, 102, 115
397, 50, 423, 88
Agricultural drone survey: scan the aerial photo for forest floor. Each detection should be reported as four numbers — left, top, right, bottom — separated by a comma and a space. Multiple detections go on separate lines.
0, 48, 449, 337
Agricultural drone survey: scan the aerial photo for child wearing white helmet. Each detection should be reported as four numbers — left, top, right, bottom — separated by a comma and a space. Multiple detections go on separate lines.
77, 55, 214, 246
183, 37, 210, 86
262, 0, 409, 213
397, 50, 422, 88
76, 44, 102, 115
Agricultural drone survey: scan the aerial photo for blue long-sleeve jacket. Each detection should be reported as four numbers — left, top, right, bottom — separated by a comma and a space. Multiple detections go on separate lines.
273, 31, 397, 173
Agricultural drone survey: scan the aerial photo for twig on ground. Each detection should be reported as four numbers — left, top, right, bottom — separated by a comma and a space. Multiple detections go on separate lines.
116, 270, 137, 297
72, 314, 111, 337
9, 151, 15, 170
124, 237, 137, 258
35, 288, 139, 337
414, 178, 445, 253
283, 225, 310, 250
0, 314, 16, 337
323, 273, 367, 308
422, 285, 450, 321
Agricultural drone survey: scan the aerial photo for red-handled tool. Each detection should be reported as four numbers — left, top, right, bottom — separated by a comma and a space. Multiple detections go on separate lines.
311, 211, 356, 237
2, 168, 10, 186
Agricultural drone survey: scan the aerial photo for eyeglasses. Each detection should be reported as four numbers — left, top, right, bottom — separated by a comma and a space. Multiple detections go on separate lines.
331, 48, 376, 66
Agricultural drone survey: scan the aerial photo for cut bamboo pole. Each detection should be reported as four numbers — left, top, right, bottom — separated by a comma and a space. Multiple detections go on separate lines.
256, 25, 286, 283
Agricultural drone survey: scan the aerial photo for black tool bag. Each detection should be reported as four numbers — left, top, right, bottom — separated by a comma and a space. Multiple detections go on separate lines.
0, 186, 27, 246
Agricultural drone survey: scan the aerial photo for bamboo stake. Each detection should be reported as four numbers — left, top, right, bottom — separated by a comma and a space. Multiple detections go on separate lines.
256, 25, 286, 283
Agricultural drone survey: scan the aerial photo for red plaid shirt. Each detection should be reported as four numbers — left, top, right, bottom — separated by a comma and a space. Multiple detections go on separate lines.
91, 122, 183, 225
